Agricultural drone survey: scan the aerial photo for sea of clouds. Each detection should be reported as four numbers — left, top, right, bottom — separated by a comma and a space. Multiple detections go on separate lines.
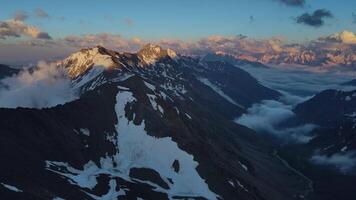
235, 65, 356, 172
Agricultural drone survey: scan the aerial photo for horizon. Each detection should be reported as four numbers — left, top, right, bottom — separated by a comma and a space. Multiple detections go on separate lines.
1, 1, 356, 200
1, 0, 356, 65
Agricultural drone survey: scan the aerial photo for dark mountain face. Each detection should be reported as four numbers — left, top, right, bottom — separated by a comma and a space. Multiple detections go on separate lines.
276, 89, 356, 200
0, 45, 310, 200
0, 64, 19, 79
294, 89, 356, 126
293, 89, 356, 155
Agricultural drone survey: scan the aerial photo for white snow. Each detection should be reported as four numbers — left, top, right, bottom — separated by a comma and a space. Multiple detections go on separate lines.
46, 161, 99, 189
147, 94, 164, 114
185, 113, 192, 120
160, 82, 187, 96
159, 91, 172, 101
63, 47, 116, 79
341, 146, 348, 152
174, 107, 180, 115
72, 67, 105, 90
144, 81, 156, 91
239, 161, 248, 171
228, 180, 235, 187
236, 180, 249, 192
80, 128, 90, 136
197, 77, 244, 109
86, 180, 125, 200
1, 183, 22, 192
45, 89, 218, 199
53, 197, 65, 200
114, 91, 217, 199
167, 49, 177, 59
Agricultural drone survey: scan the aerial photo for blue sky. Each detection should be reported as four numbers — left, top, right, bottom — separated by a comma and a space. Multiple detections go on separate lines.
0, 0, 355, 42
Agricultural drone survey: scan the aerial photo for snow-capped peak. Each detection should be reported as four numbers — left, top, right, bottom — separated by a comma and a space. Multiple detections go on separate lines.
61, 46, 118, 79
137, 44, 177, 65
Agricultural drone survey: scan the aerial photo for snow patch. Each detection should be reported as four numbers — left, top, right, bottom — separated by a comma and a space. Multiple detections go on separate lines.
185, 113, 192, 120
1, 183, 22, 192
147, 94, 164, 114
197, 77, 244, 109
80, 128, 90, 136
144, 81, 156, 91
114, 91, 217, 199
45, 90, 218, 199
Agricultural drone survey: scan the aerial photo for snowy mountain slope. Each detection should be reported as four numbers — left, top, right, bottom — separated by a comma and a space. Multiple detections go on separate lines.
0, 45, 310, 200
61, 44, 279, 114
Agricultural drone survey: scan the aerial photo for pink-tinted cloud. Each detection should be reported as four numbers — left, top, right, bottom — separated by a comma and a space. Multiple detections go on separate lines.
0, 19, 51, 40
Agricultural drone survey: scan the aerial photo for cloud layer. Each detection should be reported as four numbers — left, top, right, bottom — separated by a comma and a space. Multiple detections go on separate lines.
236, 100, 316, 143
1, 28, 356, 68
311, 151, 356, 173
0, 61, 76, 108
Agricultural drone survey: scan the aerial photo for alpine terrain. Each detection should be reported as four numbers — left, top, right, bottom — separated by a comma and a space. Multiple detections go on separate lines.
0, 44, 311, 200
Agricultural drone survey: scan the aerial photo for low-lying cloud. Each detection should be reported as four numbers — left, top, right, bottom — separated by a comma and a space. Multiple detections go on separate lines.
235, 65, 356, 144
311, 151, 356, 173
236, 100, 316, 143
296, 9, 333, 27
238, 65, 356, 97
0, 61, 76, 108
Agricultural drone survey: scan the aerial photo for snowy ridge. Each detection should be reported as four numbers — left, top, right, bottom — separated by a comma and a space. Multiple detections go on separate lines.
61, 46, 117, 79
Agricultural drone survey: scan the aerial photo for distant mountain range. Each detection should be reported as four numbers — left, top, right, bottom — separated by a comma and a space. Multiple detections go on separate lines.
199, 31, 356, 70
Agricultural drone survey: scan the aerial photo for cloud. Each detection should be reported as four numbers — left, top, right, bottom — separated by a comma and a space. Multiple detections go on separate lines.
62, 33, 142, 51
296, 9, 333, 27
319, 31, 356, 44
34, 8, 49, 18
14, 10, 29, 21
3, 30, 356, 68
249, 15, 255, 23
311, 151, 356, 173
124, 18, 134, 26
0, 19, 52, 40
276, 0, 305, 7
238, 65, 356, 97
0, 61, 76, 108
235, 99, 316, 143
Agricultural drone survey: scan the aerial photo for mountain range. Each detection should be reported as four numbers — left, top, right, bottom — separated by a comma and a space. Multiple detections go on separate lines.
0, 44, 313, 200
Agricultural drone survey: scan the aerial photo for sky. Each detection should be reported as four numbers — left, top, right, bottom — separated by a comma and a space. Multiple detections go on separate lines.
0, 0, 356, 64
1, 0, 355, 41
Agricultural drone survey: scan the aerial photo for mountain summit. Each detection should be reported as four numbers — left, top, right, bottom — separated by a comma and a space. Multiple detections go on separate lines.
61, 46, 118, 79
137, 44, 177, 65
